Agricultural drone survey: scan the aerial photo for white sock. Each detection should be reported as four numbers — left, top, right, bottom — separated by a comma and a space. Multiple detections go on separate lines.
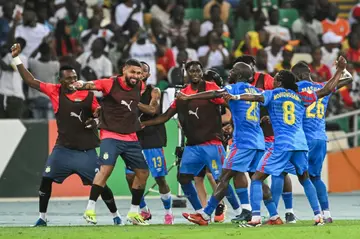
315, 214, 322, 220
129, 204, 139, 213
140, 206, 149, 212
285, 208, 294, 214
241, 204, 252, 211
165, 209, 172, 214
201, 211, 211, 220
323, 210, 331, 218
160, 192, 172, 201
196, 209, 203, 214
112, 211, 120, 218
39, 212, 46, 220
86, 200, 96, 211
251, 215, 261, 222
234, 207, 241, 215
269, 215, 279, 220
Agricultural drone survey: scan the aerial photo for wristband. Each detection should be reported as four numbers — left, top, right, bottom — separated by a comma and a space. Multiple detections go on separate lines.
12, 56, 22, 65
234, 95, 241, 100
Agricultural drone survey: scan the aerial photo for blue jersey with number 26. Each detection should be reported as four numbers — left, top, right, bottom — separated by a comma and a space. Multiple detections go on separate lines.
262, 88, 317, 151
225, 82, 264, 150
297, 80, 331, 141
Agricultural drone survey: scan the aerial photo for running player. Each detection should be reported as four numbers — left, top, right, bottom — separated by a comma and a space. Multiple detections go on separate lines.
141, 61, 241, 219
291, 61, 353, 223
229, 56, 346, 227
10, 43, 122, 226
71, 59, 150, 225
125, 61, 174, 224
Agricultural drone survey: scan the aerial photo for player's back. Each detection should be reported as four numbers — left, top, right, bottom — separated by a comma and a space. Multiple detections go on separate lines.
262, 88, 308, 151
297, 80, 330, 141
225, 82, 264, 150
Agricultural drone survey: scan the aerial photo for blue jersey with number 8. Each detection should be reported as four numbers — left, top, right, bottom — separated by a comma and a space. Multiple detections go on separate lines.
225, 82, 264, 150
261, 88, 317, 151
297, 81, 331, 141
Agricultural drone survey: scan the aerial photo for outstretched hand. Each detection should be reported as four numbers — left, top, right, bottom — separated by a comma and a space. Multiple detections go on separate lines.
223, 93, 237, 102
69, 81, 84, 90
11, 44, 21, 58
336, 56, 347, 71
176, 92, 189, 101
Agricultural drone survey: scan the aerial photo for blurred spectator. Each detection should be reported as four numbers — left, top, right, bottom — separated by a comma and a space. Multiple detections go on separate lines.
168, 49, 187, 86
150, 0, 172, 26
265, 36, 284, 73
165, 5, 189, 44
115, 0, 143, 28
15, 10, 51, 57
203, 0, 231, 23
80, 15, 114, 53
321, 31, 341, 70
315, 0, 331, 22
213, 21, 232, 53
349, 3, 360, 26
346, 31, 360, 73
157, 35, 176, 74
0, 0, 24, 19
128, 30, 158, 85
0, 2, 16, 47
265, 7, 291, 42
37, 5, 55, 32
198, 31, 229, 69
172, 35, 198, 61
255, 49, 271, 73
233, 0, 255, 42
309, 47, 332, 82
0, 38, 27, 118
200, 4, 229, 37
77, 38, 112, 82
274, 44, 294, 72
187, 20, 201, 50
149, 18, 171, 47
28, 42, 59, 119
108, 32, 128, 74
292, 4, 323, 52
321, 3, 350, 40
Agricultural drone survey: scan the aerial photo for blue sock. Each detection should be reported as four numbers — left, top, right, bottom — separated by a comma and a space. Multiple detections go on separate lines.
264, 199, 278, 217
250, 180, 263, 216
301, 178, 321, 215
271, 175, 284, 208
282, 192, 293, 209
139, 197, 146, 209
203, 196, 220, 216
226, 185, 240, 210
160, 195, 172, 210
311, 177, 329, 211
181, 182, 202, 211
235, 187, 249, 205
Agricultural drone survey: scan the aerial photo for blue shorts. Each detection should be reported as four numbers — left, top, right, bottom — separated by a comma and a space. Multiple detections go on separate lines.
126, 148, 167, 178
223, 144, 264, 173
265, 142, 296, 175
43, 145, 99, 185
257, 149, 308, 176
308, 139, 327, 177
180, 144, 225, 180
99, 138, 148, 171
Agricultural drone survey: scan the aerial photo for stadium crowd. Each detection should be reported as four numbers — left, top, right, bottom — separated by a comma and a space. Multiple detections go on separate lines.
0, 0, 359, 119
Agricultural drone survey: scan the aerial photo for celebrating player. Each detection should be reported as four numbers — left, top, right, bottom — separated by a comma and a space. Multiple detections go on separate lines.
125, 61, 174, 224
229, 56, 347, 227
291, 61, 353, 223
71, 59, 150, 225
141, 61, 241, 219
10, 43, 122, 226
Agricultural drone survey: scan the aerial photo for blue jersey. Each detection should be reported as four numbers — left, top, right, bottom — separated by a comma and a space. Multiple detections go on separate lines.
262, 88, 317, 151
225, 82, 265, 150
297, 81, 331, 141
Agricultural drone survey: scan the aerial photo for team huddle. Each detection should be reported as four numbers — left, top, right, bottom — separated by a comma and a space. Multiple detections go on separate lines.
10, 41, 351, 227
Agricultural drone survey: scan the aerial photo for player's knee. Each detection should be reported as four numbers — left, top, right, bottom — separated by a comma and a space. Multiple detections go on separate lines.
155, 176, 167, 188
251, 171, 267, 181
310, 175, 321, 181
126, 173, 135, 184
262, 183, 271, 200
178, 174, 193, 185
297, 171, 309, 183
135, 169, 149, 181
39, 177, 53, 194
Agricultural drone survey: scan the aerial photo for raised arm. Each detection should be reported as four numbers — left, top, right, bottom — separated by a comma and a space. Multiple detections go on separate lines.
226, 93, 265, 103
315, 56, 347, 99
176, 89, 227, 101
138, 87, 161, 116
11, 43, 41, 90
70, 80, 99, 91
142, 107, 177, 127
336, 69, 353, 89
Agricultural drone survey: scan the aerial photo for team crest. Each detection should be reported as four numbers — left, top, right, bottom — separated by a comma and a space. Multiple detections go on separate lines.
103, 152, 109, 160
45, 166, 51, 173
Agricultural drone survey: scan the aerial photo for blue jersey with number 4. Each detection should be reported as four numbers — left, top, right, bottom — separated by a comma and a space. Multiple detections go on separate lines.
225, 82, 264, 150
297, 81, 331, 141
262, 88, 317, 151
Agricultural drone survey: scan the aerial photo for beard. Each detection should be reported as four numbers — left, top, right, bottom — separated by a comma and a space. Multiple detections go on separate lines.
125, 76, 139, 88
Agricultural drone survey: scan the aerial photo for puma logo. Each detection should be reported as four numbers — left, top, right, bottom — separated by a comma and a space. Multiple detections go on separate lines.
70, 110, 82, 122
188, 107, 199, 119
121, 100, 133, 111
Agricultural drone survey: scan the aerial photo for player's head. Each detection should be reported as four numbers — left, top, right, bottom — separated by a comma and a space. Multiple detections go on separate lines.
140, 61, 150, 82
185, 61, 203, 84
274, 70, 298, 92
291, 61, 311, 81
233, 55, 256, 81
204, 69, 223, 88
59, 65, 78, 90
122, 59, 143, 88
228, 62, 253, 84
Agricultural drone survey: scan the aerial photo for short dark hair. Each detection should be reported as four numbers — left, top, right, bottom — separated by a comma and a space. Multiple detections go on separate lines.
59, 65, 75, 78
291, 61, 310, 80
204, 69, 223, 87
233, 55, 256, 66
185, 61, 203, 71
277, 70, 298, 92
140, 61, 150, 72
15, 37, 26, 50
39, 42, 50, 56
210, 4, 220, 13
125, 59, 142, 68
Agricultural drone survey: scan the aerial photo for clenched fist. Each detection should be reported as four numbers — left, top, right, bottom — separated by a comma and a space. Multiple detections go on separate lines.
11, 43, 21, 58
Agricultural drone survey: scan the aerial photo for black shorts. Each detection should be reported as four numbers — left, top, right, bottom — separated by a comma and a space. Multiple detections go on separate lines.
98, 138, 148, 171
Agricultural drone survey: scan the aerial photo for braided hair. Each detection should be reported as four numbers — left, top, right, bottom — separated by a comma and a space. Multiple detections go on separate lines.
277, 70, 298, 92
